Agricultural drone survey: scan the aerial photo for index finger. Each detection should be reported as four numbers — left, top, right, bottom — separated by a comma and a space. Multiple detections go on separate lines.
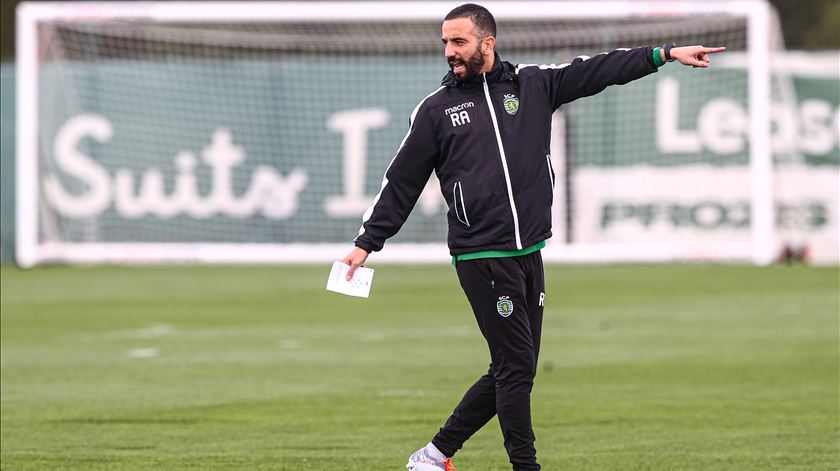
704, 46, 726, 54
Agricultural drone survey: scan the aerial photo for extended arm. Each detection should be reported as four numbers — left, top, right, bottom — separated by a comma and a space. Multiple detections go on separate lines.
534, 44, 726, 109
534, 47, 659, 109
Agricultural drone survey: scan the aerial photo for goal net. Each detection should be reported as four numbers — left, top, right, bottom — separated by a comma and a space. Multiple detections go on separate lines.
17, 1, 782, 266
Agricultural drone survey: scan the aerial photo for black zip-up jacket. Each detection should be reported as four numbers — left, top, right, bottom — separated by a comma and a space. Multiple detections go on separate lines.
354, 47, 658, 255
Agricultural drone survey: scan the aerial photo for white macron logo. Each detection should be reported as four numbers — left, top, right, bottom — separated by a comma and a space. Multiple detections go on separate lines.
445, 101, 474, 127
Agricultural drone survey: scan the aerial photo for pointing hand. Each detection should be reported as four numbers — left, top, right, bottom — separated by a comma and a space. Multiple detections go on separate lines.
670, 45, 726, 68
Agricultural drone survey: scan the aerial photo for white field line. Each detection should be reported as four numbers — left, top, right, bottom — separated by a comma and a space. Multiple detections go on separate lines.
376, 389, 432, 397
358, 331, 386, 342
70, 323, 175, 341
127, 347, 159, 358
278, 339, 300, 349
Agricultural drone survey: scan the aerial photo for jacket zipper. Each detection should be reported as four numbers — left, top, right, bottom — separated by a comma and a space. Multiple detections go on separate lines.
482, 73, 523, 249
453, 181, 470, 227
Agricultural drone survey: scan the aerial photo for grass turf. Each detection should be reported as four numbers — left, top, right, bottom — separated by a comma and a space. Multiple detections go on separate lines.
1, 264, 837, 470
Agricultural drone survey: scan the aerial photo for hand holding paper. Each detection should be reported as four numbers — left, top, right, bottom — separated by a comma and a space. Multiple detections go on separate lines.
326, 261, 374, 298
342, 246, 370, 280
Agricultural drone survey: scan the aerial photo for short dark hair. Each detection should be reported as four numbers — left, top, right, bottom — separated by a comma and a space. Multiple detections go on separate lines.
444, 3, 497, 39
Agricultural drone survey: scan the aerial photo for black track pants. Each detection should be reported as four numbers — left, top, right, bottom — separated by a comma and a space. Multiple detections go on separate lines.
432, 251, 544, 471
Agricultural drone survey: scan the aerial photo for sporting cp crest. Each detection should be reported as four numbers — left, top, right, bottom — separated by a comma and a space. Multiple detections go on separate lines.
503, 94, 519, 115
497, 296, 514, 317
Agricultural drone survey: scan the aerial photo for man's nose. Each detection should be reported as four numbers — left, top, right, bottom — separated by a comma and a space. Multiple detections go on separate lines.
444, 44, 456, 58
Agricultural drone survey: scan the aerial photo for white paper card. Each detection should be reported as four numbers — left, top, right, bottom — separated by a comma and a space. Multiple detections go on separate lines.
326, 261, 374, 298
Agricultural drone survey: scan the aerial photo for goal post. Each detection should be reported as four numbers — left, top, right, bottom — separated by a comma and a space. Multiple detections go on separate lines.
16, 1, 776, 267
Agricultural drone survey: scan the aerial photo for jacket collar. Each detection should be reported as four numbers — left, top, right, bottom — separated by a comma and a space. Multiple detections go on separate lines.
441, 52, 516, 88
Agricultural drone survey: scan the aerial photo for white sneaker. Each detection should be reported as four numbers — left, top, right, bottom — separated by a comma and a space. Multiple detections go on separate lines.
406, 443, 457, 471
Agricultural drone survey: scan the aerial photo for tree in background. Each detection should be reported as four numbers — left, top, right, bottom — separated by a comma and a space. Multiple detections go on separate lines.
772, 0, 840, 49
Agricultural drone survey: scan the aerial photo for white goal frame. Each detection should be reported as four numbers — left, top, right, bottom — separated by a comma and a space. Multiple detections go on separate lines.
16, 1, 774, 267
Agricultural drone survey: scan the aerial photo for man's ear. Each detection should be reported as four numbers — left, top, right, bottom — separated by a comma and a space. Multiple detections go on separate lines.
483, 36, 496, 55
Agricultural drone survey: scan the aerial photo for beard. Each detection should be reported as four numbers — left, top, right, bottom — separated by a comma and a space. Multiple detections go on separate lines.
448, 45, 486, 83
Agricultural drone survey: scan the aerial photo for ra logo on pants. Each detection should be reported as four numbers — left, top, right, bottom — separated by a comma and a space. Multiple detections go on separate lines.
497, 296, 514, 317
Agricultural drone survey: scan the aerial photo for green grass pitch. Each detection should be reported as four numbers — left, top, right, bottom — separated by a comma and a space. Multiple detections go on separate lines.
1, 264, 837, 470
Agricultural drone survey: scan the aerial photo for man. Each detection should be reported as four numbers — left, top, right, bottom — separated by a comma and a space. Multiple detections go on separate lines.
342, 4, 724, 470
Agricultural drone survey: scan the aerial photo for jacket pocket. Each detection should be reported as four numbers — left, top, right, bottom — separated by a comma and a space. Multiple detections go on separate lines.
453, 181, 470, 227
545, 154, 555, 206
545, 154, 556, 190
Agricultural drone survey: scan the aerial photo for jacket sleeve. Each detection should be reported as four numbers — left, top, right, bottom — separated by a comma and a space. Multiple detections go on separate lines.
353, 103, 439, 253
535, 46, 658, 110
